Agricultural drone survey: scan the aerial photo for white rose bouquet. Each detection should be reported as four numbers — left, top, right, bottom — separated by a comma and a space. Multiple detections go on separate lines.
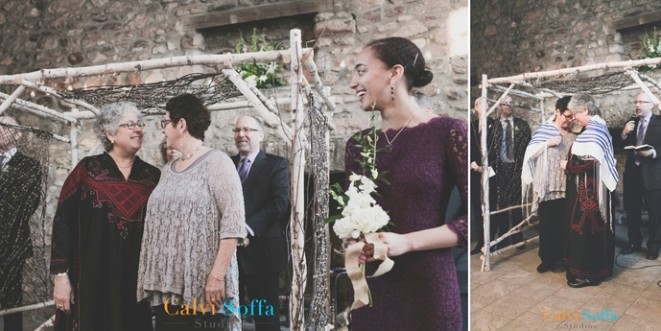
331, 174, 390, 240
329, 110, 394, 309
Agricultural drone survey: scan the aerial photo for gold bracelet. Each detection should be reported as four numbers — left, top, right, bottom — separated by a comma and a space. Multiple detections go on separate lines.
211, 274, 225, 282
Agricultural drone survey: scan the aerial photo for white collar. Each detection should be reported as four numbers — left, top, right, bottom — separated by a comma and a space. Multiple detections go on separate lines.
240, 150, 260, 163
1, 147, 17, 164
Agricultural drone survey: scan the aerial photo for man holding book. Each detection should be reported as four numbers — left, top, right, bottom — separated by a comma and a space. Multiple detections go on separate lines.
620, 92, 661, 260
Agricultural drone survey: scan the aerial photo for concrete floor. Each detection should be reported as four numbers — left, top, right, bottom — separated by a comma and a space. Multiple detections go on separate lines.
470, 223, 661, 331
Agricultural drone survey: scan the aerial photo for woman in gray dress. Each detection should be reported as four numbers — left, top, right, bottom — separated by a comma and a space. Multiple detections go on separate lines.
137, 94, 246, 330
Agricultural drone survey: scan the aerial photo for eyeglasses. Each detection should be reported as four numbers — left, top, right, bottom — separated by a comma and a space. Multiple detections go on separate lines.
232, 127, 260, 134
118, 121, 145, 130
634, 100, 652, 105
160, 119, 175, 129
561, 113, 573, 120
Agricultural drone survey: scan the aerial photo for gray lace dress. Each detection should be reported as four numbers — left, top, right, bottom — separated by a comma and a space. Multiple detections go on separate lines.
137, 150, 246, 330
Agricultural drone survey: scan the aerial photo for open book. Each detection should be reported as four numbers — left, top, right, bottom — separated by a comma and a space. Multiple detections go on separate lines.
624, 144, 654, 151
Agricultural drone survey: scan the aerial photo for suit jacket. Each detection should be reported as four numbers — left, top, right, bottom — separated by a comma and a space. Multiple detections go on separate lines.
491, 116, 531, 205
232, 150, 290, 276
491, 116, 531, 169
0, 151, 42, 268
622, 114, 661, 190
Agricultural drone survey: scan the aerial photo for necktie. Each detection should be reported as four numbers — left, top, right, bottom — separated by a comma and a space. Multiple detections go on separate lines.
637, 118, 647, 146
635, 119, 647, 166
505, 120, 513, 160
238, 158, 250, 182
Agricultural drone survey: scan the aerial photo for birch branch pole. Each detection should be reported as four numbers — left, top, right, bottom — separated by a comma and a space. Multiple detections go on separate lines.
479, 74, 492, 272
288, 29, 308, 331
488, 56, 661, 84
303, 54, 339, 118
20, 80, 100, 115
0, 86, 26, 115
626, 70, 661, 106
221, 68, 293, 141
0, 91, 76, 123
0, 300, 53, 317
0, 50, 312, 85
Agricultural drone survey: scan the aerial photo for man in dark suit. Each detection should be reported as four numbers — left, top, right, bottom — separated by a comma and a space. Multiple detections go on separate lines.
619, 92, 661, 260
491, 96, 531, 247
232, 115, 290, 331
0, 116, 42, 331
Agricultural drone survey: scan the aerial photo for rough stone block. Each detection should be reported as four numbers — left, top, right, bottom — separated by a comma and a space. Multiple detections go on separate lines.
393, 20, 428, 38
315, 18, 354, 35
362, 8, 381, 23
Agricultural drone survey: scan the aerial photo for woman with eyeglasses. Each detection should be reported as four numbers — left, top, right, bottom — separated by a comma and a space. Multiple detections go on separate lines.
50, 101, 161, 331
137, 93, 246, 331
521, 96, 576, 274
563, 94, 618, 288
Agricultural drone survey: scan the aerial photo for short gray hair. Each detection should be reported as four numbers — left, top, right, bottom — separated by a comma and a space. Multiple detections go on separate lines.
568, 94, 601, 117
94, 101, 141, 151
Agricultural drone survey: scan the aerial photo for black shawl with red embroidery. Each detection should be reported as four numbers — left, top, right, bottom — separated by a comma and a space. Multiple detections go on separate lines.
50, 152, 160, 331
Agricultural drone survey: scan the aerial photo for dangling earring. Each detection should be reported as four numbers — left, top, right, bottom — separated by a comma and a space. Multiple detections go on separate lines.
391, 85, 395, 101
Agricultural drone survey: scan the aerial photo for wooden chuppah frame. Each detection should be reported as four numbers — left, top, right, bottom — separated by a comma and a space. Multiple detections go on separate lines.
478, 56, 661, 272
0, 29, 337, 331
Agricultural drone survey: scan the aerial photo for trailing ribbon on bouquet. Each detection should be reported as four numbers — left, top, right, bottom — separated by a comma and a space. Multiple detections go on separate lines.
345, 232, 394, 310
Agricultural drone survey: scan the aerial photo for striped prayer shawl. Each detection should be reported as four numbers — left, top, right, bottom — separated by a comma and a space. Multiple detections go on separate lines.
571, 115, 619, 192
521, 121, 561, 215
522, 122, 559, 184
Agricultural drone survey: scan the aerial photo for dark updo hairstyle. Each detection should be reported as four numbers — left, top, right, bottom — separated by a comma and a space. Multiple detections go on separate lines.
365, 37, 433, 90
555, 96, 571, 112
165, 93, 211, 141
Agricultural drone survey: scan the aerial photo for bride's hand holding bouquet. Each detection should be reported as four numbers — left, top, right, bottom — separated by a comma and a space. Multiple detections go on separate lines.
329, 111, 394, 310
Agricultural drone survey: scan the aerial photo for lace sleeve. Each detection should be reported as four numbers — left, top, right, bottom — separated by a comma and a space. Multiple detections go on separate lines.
208, 151, 247, 239
445, 119, 469, 246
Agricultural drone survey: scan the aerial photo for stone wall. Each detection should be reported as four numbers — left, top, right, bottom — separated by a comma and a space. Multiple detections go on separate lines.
0, 0, 468, 224
472, 0, 661, 80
